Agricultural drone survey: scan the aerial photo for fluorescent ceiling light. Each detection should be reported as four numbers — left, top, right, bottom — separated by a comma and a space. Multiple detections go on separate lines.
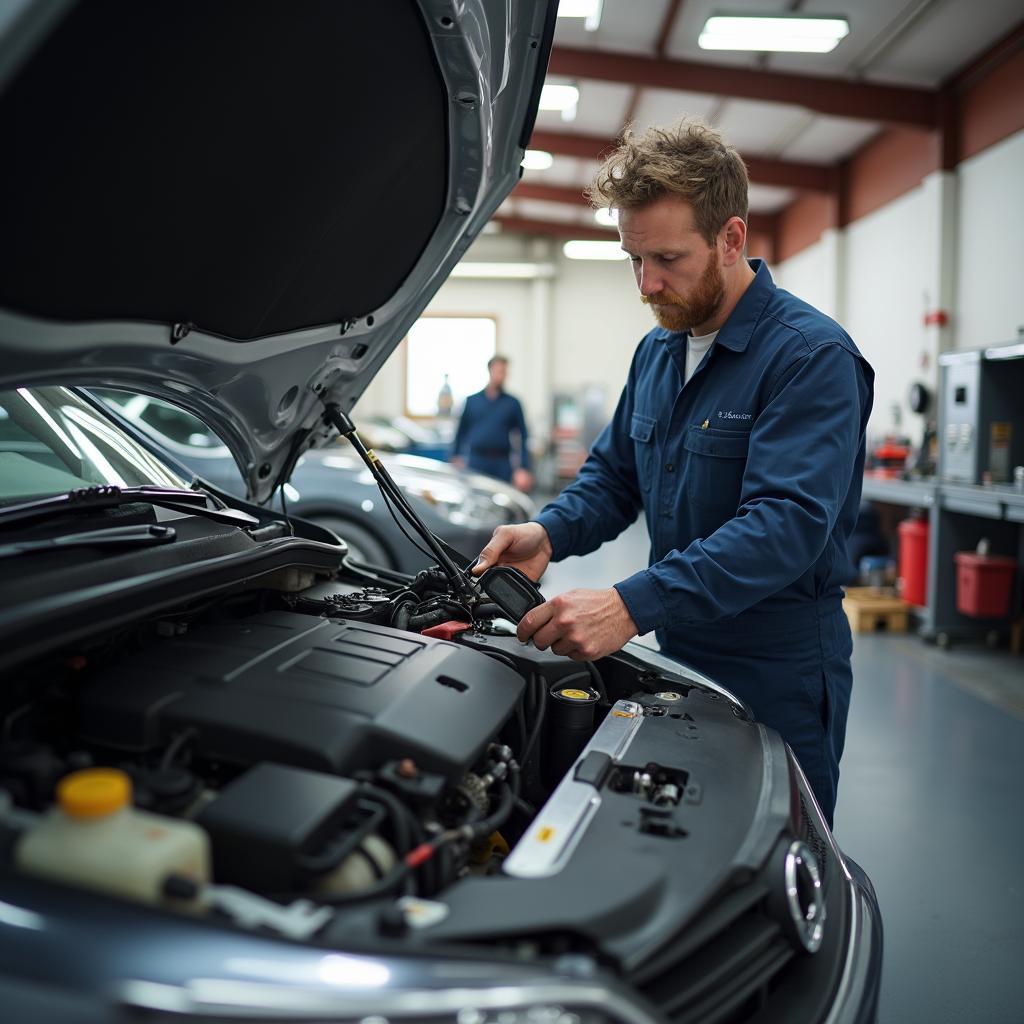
521, 149, 554, 170
450, 262, 555, 279
556, 0, 603, 31
563, 240, 628, 261
539, 82, 579, 122
594, 207, 618, 227
698, 15, 850, 53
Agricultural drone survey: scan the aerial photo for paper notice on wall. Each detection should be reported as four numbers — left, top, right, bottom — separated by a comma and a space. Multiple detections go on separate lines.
989, 421, 1012, 482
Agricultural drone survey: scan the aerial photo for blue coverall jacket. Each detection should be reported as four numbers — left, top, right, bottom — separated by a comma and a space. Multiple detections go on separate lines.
452, 389, 531, 483
535, 260, 874, 825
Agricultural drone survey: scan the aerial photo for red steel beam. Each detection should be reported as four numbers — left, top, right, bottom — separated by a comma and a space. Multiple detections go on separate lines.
508, 184, 777, 234
529, 129, 832, 192
493, 215, 617, 241
548, 45, 938, 128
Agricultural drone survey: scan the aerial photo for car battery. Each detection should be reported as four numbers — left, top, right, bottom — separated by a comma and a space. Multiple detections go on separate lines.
938, 341, 1024, 484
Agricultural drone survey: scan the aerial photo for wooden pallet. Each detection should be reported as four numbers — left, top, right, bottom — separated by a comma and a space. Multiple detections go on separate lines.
843, 587, 910, 634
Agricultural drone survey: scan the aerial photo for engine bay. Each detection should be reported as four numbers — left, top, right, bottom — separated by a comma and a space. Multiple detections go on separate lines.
0, 558, 796, 980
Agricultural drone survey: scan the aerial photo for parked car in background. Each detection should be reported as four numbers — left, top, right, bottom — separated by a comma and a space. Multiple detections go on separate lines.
361, 414, 455, 463
95, 391, 534, 573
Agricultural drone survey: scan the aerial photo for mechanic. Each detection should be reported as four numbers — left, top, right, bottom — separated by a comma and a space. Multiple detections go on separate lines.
452, 355, 534, 491
474, 118, 874, 826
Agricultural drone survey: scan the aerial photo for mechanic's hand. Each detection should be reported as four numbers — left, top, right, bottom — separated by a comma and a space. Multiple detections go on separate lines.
473, 522, 552, 582
517, 587, 638, 661
512, 468, 534, 493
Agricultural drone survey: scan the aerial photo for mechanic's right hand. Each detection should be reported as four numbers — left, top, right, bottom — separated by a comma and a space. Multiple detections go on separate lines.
472, 523, 553, 582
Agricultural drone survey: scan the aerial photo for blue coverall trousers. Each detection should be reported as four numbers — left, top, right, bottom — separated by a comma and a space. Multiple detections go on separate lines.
468, 452, 513, 482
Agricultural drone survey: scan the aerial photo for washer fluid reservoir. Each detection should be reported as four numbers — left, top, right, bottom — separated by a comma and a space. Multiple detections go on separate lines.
15, 767, 210, 905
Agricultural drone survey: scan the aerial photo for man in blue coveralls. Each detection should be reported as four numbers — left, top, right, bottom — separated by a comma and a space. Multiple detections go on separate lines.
452, 355, 533, 491
473, 119, 873, 826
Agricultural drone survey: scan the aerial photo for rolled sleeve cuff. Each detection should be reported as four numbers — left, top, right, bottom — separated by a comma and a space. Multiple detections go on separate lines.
613, 568, 667, 636
532, 510, 574, 562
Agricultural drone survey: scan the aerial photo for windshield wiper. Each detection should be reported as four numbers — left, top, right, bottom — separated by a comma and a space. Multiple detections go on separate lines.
0, 485, 259, 529
0, 523, 177, 560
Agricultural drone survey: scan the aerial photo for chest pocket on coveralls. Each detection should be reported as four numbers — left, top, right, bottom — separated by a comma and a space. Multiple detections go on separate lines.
684, 425, 750, 512
630, 413, 657, 491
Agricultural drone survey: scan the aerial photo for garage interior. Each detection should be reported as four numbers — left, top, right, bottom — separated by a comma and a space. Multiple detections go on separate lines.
1, 0, 1022, 1021
356, 3, 1024, 1022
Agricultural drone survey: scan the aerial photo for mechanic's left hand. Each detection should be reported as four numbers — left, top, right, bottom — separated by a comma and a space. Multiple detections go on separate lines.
512, 468, 534, 492
517, 587, 638, 660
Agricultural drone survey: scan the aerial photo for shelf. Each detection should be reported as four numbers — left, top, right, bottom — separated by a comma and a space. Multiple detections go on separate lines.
860, 477, 937, 507
940, 484, 1004, 520
862, 478, 1024, 523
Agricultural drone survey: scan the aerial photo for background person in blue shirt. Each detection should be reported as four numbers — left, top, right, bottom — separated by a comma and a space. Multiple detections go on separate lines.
473, 118, 873, 826
452, 355, 533, 491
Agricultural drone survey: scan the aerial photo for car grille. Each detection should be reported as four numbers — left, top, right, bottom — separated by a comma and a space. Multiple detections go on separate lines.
627, 884, 795, 1024
798, 789, 831, 885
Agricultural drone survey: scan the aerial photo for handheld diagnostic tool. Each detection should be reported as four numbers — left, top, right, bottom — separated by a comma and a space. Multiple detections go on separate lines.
477, 565, 544, 623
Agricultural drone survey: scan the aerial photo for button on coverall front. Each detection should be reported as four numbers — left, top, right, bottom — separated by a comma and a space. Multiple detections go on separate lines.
535, 260, 874, 826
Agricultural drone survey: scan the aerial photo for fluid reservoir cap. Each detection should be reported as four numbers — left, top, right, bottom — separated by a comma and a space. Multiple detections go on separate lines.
557, 688, 593, 701
58, 768, 131, 818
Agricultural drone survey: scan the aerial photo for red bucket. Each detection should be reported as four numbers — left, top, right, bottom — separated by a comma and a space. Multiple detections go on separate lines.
954, 552, 1017, 618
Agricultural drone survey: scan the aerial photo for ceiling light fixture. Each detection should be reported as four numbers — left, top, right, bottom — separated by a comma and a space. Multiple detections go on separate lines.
556, 0, 603, 31
450, 262, 556, 280
698, 15, 850, 53
539, 82, 579, 122
521, 149, 554, 170
563, 240, 628, 261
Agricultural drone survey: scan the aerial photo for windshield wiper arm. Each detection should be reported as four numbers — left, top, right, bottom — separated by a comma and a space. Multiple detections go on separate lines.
0, 485, 259, 529
0, 523, 177, 560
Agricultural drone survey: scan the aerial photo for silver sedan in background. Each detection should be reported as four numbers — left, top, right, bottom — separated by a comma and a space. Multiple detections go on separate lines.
96, 391, 535, 573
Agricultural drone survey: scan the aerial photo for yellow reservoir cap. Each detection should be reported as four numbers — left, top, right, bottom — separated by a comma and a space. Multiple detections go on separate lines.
58, 768, 132, 818
557, 688, 592, 701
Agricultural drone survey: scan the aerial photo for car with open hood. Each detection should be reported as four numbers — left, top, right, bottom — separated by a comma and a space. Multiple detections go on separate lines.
0, 2, 882, 1023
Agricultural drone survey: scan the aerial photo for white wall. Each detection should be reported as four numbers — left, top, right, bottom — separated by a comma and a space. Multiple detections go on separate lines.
773, 238, 832, 318
774, 126, 1024, 441
842, 188, 933, 438
356, 234, 542, 426
779, 187, 935, 439
549, 252, 653, 423
357, 236, 654, 447
955, 130, 1024, 349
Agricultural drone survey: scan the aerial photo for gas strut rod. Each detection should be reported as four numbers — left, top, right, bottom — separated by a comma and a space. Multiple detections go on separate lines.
322, 404, 477, 604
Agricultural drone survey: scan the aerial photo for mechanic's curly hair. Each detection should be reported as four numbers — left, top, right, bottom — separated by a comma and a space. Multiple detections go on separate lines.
586, 117, 749, 245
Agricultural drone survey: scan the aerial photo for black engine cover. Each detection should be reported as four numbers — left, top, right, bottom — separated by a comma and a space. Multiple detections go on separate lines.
77, 612, 524, 779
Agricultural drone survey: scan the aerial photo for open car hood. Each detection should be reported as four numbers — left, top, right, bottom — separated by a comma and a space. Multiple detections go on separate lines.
0, 0, 556, 502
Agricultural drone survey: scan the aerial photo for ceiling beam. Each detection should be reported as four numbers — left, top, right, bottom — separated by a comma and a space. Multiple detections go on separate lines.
493, 215, 617, 241
946, 17, 1024, 91
529, 129, 832, 191
547, 45, 938, 128
621, 0, 685, 132
509, 183, 777, 234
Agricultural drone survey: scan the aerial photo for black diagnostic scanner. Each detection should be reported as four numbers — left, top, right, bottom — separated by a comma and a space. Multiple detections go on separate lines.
477, 565, 544, 623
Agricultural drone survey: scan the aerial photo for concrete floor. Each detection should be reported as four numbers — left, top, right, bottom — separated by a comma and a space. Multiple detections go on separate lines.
539, 515, 1024, 1024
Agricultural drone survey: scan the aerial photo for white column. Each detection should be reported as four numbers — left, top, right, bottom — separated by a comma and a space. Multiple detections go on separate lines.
818, 226, 846, 324
920, 169, 958, 363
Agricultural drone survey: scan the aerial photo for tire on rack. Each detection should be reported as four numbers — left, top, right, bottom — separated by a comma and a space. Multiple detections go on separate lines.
309, 517, 394, 570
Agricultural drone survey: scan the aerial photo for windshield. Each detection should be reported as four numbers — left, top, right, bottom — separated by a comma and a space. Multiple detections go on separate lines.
0, 387, 189, 505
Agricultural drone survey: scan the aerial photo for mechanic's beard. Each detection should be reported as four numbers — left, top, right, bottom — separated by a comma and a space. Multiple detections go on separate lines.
642, 252, 725, 333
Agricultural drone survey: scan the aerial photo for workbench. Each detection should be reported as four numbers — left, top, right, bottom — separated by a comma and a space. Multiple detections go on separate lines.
860, 477, 1024, 647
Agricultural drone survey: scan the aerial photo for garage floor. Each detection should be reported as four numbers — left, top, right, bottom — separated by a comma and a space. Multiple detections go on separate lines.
541, 516, 1024, 1024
